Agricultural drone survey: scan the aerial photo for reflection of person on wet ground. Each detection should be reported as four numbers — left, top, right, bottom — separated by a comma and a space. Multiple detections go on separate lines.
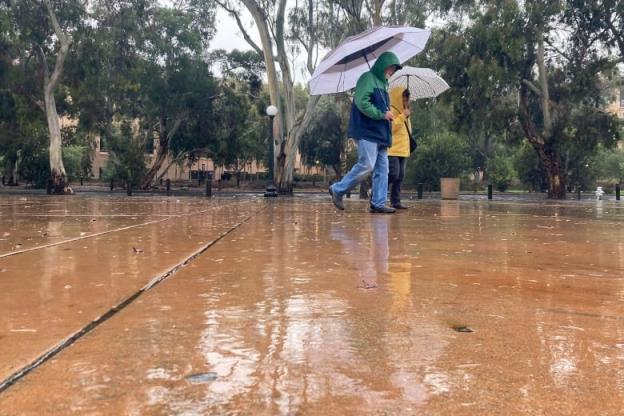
330, 216, 389, 286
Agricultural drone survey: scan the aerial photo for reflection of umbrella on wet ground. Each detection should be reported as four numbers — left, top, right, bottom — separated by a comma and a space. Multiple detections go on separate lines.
309, 26, 431, 96
389, 67, 449, 100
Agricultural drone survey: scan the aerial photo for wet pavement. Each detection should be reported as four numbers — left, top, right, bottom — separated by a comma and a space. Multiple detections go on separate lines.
0, 196, 623, 415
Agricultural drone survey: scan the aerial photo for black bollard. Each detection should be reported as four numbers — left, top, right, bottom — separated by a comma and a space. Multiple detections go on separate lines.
417, 183, 423, 200
488, 184, 493, 200
346, 191, 351, 199
577, 188, 581, 201
80, 176, 84, 186
127, 183, 132, 196
205, 173, 212, 197
617, 184, 621, 201
110, 179, 114, 191
166, 179, 171, 196
46, 179, 53, 195
2, 176, 5, 185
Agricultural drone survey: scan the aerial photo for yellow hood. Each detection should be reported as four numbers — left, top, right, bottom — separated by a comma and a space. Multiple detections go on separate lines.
389, 87, 407, 111
388, 87, 411, 157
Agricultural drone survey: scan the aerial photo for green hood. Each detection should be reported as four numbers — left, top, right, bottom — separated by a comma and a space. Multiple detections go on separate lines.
370, 51, 402, 83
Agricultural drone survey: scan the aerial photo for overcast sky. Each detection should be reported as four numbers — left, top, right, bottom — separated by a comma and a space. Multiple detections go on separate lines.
209, 5, 315, 84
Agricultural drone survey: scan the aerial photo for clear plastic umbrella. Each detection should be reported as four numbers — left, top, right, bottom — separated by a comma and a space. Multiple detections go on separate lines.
309, 26, 431, 96
389, 67, 450, 100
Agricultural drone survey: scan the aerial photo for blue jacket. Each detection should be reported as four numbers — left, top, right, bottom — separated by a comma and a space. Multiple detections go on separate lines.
347, 52, 401, 147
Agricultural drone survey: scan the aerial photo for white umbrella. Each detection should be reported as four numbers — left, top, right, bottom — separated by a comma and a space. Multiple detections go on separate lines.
389, 67, 450, 100
309, 26, 431, 96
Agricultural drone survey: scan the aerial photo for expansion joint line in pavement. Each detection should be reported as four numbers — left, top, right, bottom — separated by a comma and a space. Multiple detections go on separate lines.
0, 205, 265, 394
0, 201, 242, 260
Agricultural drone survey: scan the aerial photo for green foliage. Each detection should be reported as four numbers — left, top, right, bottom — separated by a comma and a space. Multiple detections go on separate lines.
62, 145, 90, 181
486, 155, 515, 192
104, 122, 147, 187
299, 97, 347, 175
406, 131, 473, 189
596, 148, 624, 183
513, 142, 548, 192
207, 81, 265, 172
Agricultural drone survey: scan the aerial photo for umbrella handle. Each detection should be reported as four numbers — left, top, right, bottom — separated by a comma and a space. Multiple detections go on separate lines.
363, 53, 371, 69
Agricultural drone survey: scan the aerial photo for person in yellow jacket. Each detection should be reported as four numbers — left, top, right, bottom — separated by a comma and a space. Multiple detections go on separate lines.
387, 87, 412, 209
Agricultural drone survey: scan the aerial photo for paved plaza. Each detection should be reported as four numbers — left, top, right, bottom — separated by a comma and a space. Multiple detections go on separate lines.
0, 195, 623, 415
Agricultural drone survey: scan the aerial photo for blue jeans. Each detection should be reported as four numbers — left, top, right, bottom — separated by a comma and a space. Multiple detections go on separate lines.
331, 139, 389, 208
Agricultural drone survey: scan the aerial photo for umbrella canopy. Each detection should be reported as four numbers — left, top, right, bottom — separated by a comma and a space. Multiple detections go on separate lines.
389, 67, 450, 100
309, 26, 431, 96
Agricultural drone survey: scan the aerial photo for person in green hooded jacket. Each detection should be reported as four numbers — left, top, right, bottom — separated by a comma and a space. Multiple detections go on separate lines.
329, 51, 402, 213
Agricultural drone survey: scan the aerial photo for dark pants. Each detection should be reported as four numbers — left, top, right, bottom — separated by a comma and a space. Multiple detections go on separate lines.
388, 156, 407, 206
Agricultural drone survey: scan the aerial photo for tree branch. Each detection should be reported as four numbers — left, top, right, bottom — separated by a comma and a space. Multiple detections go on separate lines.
215, 0, 263, 56
543, 37, 572, 62
537, 30, 553, 138
521, 79, 542, 97
35, 44, 50, 83
604, 14, 624, 57
43, 0, 72, 93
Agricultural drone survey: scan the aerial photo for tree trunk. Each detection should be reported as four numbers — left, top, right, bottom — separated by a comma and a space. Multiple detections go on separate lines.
519, 86, 566, 200
4, 158, 17, 186
275, 95, 320, 194
141, 118, 182, 189
517, 28, 566, 200
45, 90, 69, 194
241, 0, 282, 177
546, 161, 566, 199
41, 0, 72, 195
142, 139, 168, 189
240, 0, 319, 195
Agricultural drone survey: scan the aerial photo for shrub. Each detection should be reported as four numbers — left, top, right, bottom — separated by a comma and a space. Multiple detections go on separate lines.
486, 155, 515, 192
406, 131, 472, 190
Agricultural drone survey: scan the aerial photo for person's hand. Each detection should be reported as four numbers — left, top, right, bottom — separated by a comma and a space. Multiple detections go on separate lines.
384, 111, 394, 121
403, 108, 411, 117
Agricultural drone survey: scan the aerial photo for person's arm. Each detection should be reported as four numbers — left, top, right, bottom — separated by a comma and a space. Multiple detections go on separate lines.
354, 73, 385, 120
391, 105, 406, 124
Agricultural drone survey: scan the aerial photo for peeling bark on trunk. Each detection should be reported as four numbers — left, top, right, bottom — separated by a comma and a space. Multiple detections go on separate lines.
518, 29, 566, 200
40, 0, 73, 195
519, 85, 566, 200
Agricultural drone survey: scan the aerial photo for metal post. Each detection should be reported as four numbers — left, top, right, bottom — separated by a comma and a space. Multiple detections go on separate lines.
127, 183, 132, 196
577, 188, 581, 201
264, 115, 278, 197
417, 183, 423, 200
80, 177, 84, 186
110, 179, 114, 191
268, 115, 275, 184
166, 179, 171, 196
205, 173, 212, 197
488, 184, 493, 200
617, 184, 621, 201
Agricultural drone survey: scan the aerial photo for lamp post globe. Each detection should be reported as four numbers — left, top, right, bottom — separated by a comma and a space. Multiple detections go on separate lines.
266, 105, 278, 117
264, 105, 279, 197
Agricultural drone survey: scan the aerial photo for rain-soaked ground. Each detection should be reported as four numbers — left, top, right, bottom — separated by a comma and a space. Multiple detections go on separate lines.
0, 194, 623, 415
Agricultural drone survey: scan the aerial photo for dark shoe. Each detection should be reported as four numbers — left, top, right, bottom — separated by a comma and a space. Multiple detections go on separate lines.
392, 203, 408, 210
329, 187, 344, 210
370, 205, 396, 214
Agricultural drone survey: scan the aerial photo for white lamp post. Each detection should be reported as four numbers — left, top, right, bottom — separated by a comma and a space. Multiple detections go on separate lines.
264, 105, 279, 197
